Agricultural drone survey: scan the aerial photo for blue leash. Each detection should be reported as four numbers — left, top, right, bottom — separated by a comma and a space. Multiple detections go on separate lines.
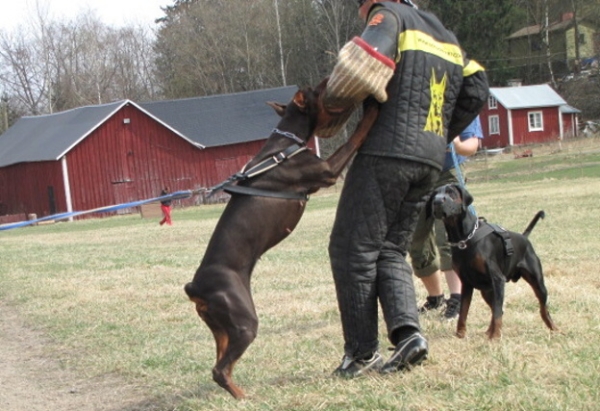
450, 143, 477, 217
0, 190, 198, 232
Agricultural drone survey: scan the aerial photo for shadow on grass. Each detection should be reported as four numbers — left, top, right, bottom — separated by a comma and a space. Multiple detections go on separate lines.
111, 382, 224, 411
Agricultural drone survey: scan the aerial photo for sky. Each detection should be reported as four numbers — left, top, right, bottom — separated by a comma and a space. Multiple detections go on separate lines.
0, 0, 171, 31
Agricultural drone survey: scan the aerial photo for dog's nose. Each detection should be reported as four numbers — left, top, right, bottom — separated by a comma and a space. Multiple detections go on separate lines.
433, 194, 446, 206
431, 194, 447, 219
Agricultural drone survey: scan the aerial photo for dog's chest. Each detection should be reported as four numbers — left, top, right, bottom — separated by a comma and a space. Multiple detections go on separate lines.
454, 253, 494, 289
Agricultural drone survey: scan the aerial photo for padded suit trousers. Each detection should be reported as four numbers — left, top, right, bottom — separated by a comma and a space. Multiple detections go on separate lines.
328, 154, 439, 358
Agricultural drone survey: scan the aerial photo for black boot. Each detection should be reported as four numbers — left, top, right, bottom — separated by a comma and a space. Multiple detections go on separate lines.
418, 294, 445, 314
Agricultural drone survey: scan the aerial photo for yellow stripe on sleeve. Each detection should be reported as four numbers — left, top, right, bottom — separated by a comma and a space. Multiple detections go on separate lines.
463, 59, 485, 76
398, 30, 464, 66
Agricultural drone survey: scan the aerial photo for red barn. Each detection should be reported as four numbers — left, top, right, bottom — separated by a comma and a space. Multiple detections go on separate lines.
0, 86, 322, 221
479, 84, 580, 148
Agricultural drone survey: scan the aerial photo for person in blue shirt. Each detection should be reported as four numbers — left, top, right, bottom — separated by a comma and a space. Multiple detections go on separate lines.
409, 116, 484, 319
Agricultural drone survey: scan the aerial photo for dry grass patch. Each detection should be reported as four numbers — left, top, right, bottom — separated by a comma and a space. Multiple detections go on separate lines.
1, 137, 600, 410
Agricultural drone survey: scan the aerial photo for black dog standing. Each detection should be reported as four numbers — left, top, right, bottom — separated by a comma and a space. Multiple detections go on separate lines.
429, 184, 558, 339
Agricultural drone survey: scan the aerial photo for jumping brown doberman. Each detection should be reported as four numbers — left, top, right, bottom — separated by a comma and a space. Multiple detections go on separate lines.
184, 82, 378, 399
429, 183, 558, 340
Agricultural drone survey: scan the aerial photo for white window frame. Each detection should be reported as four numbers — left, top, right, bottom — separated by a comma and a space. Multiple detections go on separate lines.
488, 95, 498, 109
489, 115, 500, 135
528, 111, 543, 131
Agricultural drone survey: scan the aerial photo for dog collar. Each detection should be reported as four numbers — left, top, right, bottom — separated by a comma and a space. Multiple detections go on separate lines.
272, 128, 306, 146
448, 218, 479, 250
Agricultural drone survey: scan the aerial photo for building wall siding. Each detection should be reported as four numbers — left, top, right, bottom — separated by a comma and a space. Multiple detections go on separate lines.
0, 161, 64, 217
566, 25, 597, 61
480, 104, 510, 148
510, 107, 561, 145
562, 114, 577, 138
480, 104, 564, 148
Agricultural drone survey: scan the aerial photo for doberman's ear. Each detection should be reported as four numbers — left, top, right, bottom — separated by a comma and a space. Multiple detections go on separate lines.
455, 184, 473, 207
292, 89, 308, 112
266, 101, 286, 117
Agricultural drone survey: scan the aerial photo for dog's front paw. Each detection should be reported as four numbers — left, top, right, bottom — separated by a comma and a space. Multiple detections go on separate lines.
485, 328, 502, 340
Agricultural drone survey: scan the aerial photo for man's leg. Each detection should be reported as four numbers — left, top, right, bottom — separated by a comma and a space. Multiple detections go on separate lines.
377, 160, 438, 373
165, 206, 172, 225
419, 271, 445, 312
445, 270, 461, 295
159, 205, 168, 226
329, 155, 385, 376
409, 192, 444, 312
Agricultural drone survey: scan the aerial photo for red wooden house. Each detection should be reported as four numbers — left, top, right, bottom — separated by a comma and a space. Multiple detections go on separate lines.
479, 84, 580, 148
0, 86, 322, 221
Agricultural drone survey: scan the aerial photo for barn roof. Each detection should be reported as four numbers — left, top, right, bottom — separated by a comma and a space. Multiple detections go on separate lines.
0, 86, 298, 168
507, 19, 574, 39
560, 105, 581, 114
490, 84, 567, 110
0, 100, 128, 168
139, 85, 297, 148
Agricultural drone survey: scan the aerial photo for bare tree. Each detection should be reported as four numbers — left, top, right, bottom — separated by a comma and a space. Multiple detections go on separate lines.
155, 0, 285, 97
0, 9, 158, 116
274, 0, 287, 86
0, 29, 50, 115
313, 0, 360, 55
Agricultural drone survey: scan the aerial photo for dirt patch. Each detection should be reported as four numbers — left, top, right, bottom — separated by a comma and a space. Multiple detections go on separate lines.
0, 303, 158, 411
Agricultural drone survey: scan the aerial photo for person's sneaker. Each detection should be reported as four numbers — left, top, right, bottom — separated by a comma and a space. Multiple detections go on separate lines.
418, 295, 445, 314
380, 332, 428, 374
332, 352, 383, 378
443, 294, 461, 320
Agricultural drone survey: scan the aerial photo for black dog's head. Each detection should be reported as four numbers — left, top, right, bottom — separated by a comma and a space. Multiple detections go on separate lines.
427, 184, 474, 220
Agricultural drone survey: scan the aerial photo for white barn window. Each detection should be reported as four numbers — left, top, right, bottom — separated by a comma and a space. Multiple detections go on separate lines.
488, 95, 497, 109
528, 111, 543, 131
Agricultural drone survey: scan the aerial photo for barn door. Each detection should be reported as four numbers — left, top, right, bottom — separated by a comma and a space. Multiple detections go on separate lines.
112, 182, 136, 215
47, 186, 56, 215
112, 117, 135, 184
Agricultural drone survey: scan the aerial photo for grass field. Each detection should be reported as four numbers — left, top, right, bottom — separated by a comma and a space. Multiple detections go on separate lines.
1, 137, 600, 411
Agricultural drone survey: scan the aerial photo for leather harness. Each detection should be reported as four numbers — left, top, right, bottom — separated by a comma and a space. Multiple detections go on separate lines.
208, 129, 311, 201
451, 218, 514, 256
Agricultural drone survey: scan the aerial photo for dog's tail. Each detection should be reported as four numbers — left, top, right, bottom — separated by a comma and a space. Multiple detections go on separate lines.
522, 210, 545, 237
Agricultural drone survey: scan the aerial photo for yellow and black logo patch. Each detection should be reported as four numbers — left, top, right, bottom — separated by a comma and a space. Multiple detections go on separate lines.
424, 68, 447, 137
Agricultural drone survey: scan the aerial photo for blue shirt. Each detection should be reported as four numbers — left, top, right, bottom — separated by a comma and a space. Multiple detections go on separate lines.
442, 116, 483, 172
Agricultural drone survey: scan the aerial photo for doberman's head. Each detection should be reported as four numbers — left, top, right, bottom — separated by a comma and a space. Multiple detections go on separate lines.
266, 78, 359, 141
266, 80, 329, 144
428, 183, 474, 221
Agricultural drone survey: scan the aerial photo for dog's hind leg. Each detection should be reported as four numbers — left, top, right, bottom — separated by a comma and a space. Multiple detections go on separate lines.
205, 292, 258, 400
186, 283, 258, 399
211, 321, 257, 399
519, 258, 558, 332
